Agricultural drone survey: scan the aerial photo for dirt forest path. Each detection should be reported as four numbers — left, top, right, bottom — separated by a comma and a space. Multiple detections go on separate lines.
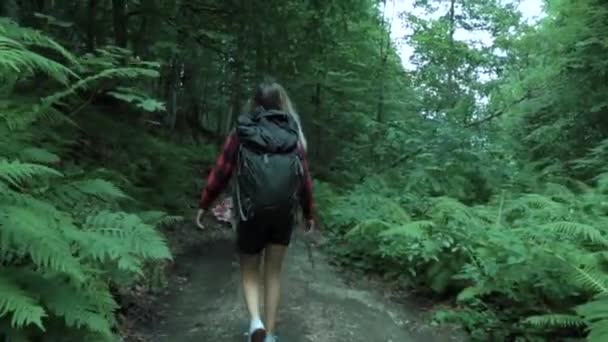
142, 222, 465, 342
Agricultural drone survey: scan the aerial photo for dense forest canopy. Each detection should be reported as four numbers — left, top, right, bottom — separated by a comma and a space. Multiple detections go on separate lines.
2, 0, 608, 341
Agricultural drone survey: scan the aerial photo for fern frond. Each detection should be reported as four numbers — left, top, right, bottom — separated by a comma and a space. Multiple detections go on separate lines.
107, 87, 165, 112
0, 185, 62, 218
595, 173, 608, 194
542, 182, 576, 202
379, 220, 433, 239
18, 148, 60, 165
0, 35, 77, 84
0, 159, 62, 187
11, 269, 117, 337
576, 295, 608, 342
51, 179, 130, 206
0, 206, 85, 281
509, 193, 564, 210
0, 18, 79, 67
429, 196, 483, 227
76, 211, 172, 273
345, 219, 392, 238
572, 265, 608, 294
0, 102, 75, 131
524, 314, 586, 328
138, 211, 183, 227
541, 221, 608, 246
37, 280, 115, 336
0, 272, 46, 330
73, 179, 130, 200
455, 286, 494, 303
42, 67, 160, 108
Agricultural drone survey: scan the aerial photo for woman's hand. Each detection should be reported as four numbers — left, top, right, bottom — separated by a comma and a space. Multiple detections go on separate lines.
303, 218, 324, 246
195, 209, 205, 230
304, 219, 315, 233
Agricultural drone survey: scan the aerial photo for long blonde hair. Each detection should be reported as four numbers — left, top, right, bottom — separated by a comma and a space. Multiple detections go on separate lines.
245, 80, 308, 150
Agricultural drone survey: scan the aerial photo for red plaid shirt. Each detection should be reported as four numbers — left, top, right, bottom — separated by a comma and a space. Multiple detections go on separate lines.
200, 132, 315, 220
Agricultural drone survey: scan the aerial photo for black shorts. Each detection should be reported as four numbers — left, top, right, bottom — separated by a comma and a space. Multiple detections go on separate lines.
236, 209, 295, 255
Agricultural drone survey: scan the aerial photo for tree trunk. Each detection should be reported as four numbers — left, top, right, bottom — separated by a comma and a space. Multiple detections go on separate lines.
447, 0, 459, 121
376, 0, 390, 123
227, 0, 246, 135
313, 82, 322, 160
86, 0, 98, 52
112, 0, 128, 48
255, 28, 265, 80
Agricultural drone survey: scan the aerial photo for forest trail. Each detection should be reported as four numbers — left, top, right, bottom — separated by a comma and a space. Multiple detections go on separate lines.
142, 223, 465, 342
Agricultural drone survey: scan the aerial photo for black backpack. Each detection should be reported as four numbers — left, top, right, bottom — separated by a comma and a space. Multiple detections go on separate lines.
233, 108, 303, 221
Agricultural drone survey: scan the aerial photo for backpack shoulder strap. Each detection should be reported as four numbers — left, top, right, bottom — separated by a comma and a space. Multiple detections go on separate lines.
256, 109, 289, 120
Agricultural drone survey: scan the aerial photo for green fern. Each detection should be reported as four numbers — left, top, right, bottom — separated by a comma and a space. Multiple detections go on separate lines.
42, 67, 160, 109
541, 221, 608, 246
595, 173, 608, 194
345, 219, 393, 238
0, 159, 62, 187
138, 210, 183, 227
0, 18, 172, 340
428, 196, 482, 227
0, 272, 46, 330
50, 179, 131, 206
0, 35, 77, 84
572, 265, 608, 294
0, 18, 79, 67
378, 220, 433, 239
107, 87, 166, 112
0, 205, 85, 281
28, 276, 117, 337
506, 193, 566, 215
18, 148, 61, 165
576, 294, 608, 342
524, 314, 586, 328
456, 286, 492, 303
0, 101, 76, 132
77, 211, 172, 274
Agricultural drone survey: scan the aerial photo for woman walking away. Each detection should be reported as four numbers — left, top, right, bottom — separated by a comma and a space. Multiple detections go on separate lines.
196, 80, 315, 342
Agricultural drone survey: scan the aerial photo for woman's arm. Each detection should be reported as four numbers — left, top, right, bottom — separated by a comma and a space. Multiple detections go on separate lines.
199, 133, 239, 210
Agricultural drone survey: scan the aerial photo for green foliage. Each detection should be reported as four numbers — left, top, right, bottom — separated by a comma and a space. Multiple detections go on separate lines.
321, 171, 608, 340
5, 0, 608, 340
0, 18, 78, 84
0, 158, 171, 339
0, 19, 172, 340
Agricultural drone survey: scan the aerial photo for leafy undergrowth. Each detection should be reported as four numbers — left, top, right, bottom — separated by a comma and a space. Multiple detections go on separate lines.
316, 173, 608, 341
0, 18, 215, 341
58, 112, 218, 340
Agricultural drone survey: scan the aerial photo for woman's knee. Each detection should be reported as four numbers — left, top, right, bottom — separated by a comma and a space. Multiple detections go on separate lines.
264, 245, 287, 269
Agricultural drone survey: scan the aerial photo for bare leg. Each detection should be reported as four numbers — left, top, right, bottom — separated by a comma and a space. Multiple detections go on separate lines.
263, 244, 288, 335
240, 253, 262, 321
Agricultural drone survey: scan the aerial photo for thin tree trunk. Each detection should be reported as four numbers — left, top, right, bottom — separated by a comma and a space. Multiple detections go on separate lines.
112, 0, 128, 48
202, 77, 209, 130
134, 14, 148, 57
227, 0, 246, 135
447, 0, 459, 122
255, 28, 265, 80
376, 0, 392, 123
313, 82, 322, 160
86, 0, 98, 52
